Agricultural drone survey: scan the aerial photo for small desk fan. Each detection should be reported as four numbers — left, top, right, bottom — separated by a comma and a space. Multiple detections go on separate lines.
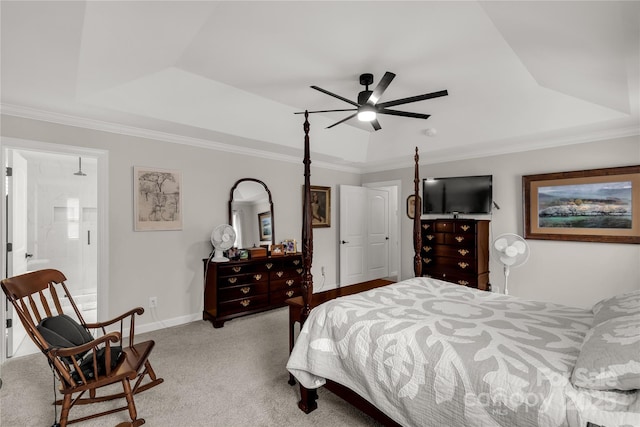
492, 233, 530, 295
210, 224, 236, 262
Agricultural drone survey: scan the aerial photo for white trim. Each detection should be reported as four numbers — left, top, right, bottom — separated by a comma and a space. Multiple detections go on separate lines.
1, 104, 361, 174
0, 137, 110, 323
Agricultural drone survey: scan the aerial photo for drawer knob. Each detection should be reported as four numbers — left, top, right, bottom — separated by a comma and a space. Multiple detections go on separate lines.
422, 224, 430, 230
266, 263, 273, 269
423, 257, 432, 264
232, 266, 242, 273
458, 249, 469, 256
228, 277, 237, 284
461, 225, 470, 231
286, 279, 295, 286
455, 236, 464, 243
240, 286, 251, 294
240, 299, 250, 307
286, 290, 294, 297
277, 271, 284, 277
426, 235, 434, 240
458, 262, 469, 269
254, 274, 262, 281
423, 246, 432, 252
293, 260, 300, 265
458, 280, 469, 286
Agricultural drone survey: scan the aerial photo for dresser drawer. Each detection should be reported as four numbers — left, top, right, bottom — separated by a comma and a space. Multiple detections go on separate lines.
454, 221, 476, 233
423, 268, 479, 288
270, 267, 303, 281
435, 221, 454, 233
433, 245, 476, 259
218, 272, 268, 288
218, 282, 269, 302
271, 276, 301, 291
218, 263, 255, 276
218, 294, 269, 316
443, 233, 476, 246
271, 287, 301, 306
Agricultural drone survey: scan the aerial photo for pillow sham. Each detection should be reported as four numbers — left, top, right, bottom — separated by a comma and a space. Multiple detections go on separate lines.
571, 314, 640, 391
591, 290, 640, 325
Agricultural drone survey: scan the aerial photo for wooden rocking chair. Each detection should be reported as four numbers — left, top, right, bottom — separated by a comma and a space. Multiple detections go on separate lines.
1, 269, 164, 427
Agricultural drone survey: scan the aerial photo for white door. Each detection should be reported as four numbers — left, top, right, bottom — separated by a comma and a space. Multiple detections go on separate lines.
366, 189, 389, 280
339, 185, 367, 286
3, 148, 99, 358
5, 151, 29, 357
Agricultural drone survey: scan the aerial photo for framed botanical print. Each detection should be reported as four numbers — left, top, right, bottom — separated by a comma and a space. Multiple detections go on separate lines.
133, 166, 182, 231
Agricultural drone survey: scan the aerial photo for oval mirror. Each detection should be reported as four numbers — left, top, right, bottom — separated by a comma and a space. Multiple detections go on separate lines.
229, 178, 274, 249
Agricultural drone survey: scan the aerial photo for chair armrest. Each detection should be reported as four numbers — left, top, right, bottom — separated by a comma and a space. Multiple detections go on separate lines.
85, 307, 145, 329
50, 332, 121, 359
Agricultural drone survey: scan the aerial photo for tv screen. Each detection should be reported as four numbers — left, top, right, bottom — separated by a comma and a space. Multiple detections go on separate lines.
423, 175, 493, 214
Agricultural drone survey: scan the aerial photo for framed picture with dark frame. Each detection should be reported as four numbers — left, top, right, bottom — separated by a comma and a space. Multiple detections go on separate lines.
258, 211, 272, 241
309, 185, 331, 228
523, 165, 640, 244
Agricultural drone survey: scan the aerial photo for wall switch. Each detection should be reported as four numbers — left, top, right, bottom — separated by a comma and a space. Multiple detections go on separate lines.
149, 296, 157, 308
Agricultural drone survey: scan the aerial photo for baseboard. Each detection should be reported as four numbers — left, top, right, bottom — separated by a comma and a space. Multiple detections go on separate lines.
122, 312, 202, 337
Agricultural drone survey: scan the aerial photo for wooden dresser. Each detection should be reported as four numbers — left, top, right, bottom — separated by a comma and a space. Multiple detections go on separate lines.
421, 219, 490, 290
203, 253, 303, 328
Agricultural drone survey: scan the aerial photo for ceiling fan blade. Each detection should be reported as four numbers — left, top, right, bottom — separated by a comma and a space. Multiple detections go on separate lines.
370, 118, 382, 131
311, 86, 359, 107
378, 109, 431, 119
294, 108, 357, 114
366, 72, 396, 105
327, 113, 357, 129
377, 89, 448, 108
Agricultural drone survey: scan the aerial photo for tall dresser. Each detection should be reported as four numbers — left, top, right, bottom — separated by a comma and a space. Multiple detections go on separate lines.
203, 254, 303, 328
421, 219, 490, 290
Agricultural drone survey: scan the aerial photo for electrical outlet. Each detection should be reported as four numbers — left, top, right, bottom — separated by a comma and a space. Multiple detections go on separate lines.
149, 296, 157, 308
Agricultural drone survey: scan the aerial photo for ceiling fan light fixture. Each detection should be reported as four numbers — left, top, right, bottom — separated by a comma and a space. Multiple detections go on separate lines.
357, 105, 376, 122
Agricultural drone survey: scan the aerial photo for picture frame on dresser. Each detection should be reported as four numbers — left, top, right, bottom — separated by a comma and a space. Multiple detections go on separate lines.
523, 165, 640, 244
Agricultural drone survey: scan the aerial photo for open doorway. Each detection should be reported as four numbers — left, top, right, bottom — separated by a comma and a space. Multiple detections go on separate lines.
2, 139, 107, 359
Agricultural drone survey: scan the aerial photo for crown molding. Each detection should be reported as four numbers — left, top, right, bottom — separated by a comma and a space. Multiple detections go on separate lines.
361, 124, 640, 174
0, 103, 362, 174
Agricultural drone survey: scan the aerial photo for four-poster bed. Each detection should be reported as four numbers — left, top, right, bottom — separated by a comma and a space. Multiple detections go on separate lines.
288, 112, 639, 427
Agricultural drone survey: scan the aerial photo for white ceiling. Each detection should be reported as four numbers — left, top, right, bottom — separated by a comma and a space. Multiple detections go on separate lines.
2, 1, 638, 172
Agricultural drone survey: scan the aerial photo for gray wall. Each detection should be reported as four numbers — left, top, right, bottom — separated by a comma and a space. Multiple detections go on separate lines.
3, 114, 638, 333
2, 115, 359, 331
363, 136, 640, 308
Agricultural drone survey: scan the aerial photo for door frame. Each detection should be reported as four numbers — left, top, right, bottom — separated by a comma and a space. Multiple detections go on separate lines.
363, 180, 401, 280
1, 137, 109, 364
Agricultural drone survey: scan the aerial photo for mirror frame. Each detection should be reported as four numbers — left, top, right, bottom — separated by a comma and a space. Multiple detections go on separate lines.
229, 178, 274, 246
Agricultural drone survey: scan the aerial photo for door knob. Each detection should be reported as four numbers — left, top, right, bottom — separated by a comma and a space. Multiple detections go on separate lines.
25, 253, 33, 259
341, 240, 349, 244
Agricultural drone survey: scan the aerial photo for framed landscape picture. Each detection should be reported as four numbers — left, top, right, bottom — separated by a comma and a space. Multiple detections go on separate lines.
258, 211, 272, 241
523, 165, 640, 244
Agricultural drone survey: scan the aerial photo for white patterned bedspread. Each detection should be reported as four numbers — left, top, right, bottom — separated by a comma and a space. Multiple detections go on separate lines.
287, 277, 640, 427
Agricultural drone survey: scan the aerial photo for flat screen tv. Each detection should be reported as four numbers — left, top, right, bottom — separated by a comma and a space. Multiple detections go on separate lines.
422, 175, 493, 214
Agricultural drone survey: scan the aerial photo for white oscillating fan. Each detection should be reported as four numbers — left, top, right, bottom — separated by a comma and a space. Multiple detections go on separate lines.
492, 233, 530, 295
210, 224, 236, 262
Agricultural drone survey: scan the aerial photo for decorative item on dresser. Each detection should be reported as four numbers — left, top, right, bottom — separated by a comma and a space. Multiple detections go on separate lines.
421, 218, 490, 290
203, 254, 303, 328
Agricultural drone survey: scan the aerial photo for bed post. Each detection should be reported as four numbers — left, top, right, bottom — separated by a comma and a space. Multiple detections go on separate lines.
413, 147, 422, 277
298, 110, 319, 413
301, 111, 313, 319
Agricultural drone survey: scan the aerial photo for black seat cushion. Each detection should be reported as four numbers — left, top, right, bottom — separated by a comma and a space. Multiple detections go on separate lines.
37, 314, 122, 383
37, 314, 94, 357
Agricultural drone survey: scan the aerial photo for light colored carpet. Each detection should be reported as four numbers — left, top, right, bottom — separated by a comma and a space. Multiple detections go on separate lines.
0, 307, 381, 426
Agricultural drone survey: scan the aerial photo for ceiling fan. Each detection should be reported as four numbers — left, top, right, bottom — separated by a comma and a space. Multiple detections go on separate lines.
297, 72, 448, 131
